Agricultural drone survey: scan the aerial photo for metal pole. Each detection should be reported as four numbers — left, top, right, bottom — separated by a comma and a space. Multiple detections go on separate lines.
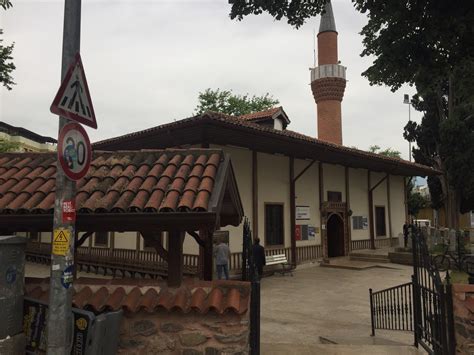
369, 288, 375, 336
47, 0, 81, 353
408, 103, 412, 162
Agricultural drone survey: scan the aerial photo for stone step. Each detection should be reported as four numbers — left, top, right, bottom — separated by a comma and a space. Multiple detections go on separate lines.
261, 343, 424, 354
388, 251, 413, 266
349, 256, 390, 263
349, 251, 390, 258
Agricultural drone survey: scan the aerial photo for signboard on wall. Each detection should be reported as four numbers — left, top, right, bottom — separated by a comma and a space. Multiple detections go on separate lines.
296, 225, 312, 241
296, 206, 310, 220
352, 216, 369, 230
308, 226, 316, 240
295, 225, 302, 241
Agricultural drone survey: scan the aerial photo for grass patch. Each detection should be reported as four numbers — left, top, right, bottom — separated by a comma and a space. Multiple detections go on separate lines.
448, 270, 469, 284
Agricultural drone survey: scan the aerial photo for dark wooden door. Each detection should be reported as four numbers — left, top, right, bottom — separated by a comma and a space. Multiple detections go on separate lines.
327, 214, 344, 257
375, 206, 386, 237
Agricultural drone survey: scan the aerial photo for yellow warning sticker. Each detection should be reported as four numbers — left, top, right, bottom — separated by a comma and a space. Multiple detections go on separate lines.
52, 228, 71, 256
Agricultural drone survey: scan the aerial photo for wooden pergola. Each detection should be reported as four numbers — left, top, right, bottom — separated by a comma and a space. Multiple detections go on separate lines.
0, 149, 244, 287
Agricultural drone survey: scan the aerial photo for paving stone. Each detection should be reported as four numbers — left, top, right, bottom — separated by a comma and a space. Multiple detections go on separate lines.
214, 331, 247, 344
161, 322, 184, 333
147, 334, 176, 353
205, 347, 221, 355
182, 349, 203, 355
180, 332, 209, 347
131, 319, 157, 337
119, 338, 145, 349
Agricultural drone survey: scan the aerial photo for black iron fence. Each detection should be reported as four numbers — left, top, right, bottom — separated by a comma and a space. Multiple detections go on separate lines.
369, 282, 414, 335
369, 226, 456, 355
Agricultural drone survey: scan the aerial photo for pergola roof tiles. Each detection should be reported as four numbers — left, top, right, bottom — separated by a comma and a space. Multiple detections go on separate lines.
0, 148, 243, 233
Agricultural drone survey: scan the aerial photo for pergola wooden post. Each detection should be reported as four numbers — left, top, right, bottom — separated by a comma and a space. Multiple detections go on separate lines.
202, 229, 213, 281
167, 230, 185, 287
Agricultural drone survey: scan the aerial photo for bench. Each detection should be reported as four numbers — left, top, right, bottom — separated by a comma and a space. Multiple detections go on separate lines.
265, 254, 294, 276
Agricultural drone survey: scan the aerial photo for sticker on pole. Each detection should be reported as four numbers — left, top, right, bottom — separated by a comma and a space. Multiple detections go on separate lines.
53, 228, 71, 256
62, 200, 76, 223
58, 122, 92, 181
50, 53, 97, 129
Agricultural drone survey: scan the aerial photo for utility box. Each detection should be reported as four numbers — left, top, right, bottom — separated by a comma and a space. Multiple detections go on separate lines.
0, 235, 27, 353
24, 297, 123, 354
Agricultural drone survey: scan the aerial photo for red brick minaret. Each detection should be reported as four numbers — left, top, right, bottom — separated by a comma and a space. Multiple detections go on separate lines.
311, 0, 346, 145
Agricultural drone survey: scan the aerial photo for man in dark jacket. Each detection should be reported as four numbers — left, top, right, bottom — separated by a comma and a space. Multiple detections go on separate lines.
252, 238, 266, 280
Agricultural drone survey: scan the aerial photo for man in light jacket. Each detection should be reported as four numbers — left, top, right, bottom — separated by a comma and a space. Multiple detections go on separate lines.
214, 239, 230, 280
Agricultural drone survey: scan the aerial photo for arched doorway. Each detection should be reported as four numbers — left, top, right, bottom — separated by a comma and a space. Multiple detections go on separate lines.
327, 213, 345, 257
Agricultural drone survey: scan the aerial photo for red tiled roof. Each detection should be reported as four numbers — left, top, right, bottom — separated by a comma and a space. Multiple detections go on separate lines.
25, 277, 250, 315
0, 149, 223, 215
94, 112, 440, 176
239, 107, 282, 121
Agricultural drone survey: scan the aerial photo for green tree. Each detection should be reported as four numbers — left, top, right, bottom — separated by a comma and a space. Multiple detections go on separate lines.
407, 181, 428, 218
1, 0, 15, 90
229, 0, 326, 28
195, 88, 279, 116
0, 138, 19, 152
368, 145, 401, 159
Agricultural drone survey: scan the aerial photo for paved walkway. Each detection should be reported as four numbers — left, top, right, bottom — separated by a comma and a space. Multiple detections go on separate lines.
260, 262, 415, 349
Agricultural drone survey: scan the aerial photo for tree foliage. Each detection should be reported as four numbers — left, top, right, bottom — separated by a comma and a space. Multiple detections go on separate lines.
368, 145, 401, 159
229, 0, 326, 28
1, 0, 15, 90
0, 138, 19, 152
194, 88, 279, 116
407, 181, 428, 218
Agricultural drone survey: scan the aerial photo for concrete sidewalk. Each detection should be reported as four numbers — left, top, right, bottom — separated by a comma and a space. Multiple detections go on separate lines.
260, 262, 415, 348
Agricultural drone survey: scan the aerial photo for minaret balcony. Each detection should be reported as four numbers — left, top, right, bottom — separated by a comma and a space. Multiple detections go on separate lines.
310, 64, 346, 82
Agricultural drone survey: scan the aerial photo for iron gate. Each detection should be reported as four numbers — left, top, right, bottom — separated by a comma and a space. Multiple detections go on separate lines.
411, 226, 455, 355
369, 226, 455, 355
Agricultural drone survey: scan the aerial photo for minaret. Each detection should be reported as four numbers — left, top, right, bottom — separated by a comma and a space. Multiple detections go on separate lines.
310, 0, 346, 145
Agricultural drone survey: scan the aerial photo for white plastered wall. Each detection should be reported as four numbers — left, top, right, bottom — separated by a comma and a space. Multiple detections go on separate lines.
114, 231, 137, 250
295, 159, 321, 245
348, 168, 370, 240
389, 175, 406, 238
323, 163, 346, 201
257, 152, 290, 248
371, 171, 389, 238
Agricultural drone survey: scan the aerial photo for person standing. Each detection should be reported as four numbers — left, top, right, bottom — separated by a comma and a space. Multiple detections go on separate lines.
252, 238, 266, 280
214, 239, 230, 280
403, 221, 409, 248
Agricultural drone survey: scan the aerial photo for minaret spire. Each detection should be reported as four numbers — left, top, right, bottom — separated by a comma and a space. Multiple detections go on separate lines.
310, 0, 346, 145
319, 1, 337, 33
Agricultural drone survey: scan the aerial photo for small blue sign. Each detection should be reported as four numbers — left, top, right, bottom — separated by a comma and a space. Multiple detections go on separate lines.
61, 265, 74, 289
6, 266, 16, 284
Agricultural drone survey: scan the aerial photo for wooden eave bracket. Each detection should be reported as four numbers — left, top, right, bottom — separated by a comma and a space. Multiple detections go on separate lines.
140, 231, 168, 262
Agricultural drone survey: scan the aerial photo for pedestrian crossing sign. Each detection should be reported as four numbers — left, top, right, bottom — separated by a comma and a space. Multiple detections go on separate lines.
50, 52, 97, 129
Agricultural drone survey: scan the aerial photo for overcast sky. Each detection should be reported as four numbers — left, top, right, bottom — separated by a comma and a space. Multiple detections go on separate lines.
1, 0, 421, 160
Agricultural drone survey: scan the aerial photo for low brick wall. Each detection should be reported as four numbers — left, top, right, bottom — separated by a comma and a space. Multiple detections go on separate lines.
452, 284, 474, 354
118, 310, 249, 354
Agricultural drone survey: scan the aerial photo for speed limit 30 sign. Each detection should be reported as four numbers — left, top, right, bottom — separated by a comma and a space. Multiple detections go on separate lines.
58, 122, 92, 181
